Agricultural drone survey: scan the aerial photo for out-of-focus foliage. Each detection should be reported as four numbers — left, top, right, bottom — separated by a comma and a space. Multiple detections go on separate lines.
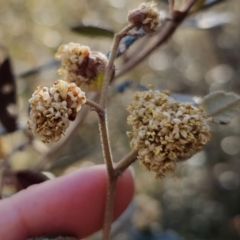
202, 91, 240, 124
70, 23, 114, 38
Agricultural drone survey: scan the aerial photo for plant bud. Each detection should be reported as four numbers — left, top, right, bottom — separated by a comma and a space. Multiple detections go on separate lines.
128, 2, 160, 34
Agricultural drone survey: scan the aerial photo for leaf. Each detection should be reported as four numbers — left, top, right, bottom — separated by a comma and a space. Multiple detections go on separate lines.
70, 23, 114, 38
202, 91, 240, 124
0, 51, 17, 132
15, 170, 49, 189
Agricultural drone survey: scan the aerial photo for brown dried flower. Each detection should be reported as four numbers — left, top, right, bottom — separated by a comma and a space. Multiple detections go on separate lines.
55, 43, 107, 91
28, 80, 86, 143
128, 1, 160, 34
127, 90, 210, 178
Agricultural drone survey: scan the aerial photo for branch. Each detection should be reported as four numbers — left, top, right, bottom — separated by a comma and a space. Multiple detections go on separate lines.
85, 99, 104, 114
115, 0, 199, 79
99, 24, 134, 108
115, 150, 138, 174
98, 113, 114, 178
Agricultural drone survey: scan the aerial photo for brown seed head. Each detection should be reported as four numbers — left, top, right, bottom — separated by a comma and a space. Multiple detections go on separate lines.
127, 90, 210, 178
28, 80, 86, 143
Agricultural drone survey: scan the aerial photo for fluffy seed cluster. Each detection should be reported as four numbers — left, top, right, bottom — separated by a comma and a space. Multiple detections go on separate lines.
128, 1, 160, 33
127, 90, 210, 178
28, 80, 86, 143
55, 42, 107, 91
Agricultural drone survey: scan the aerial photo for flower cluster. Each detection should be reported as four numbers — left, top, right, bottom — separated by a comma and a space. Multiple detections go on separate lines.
28, 80, 86, 143
55, 42, 107, 91
128, 1, 160, 33
127, 90, 210, 178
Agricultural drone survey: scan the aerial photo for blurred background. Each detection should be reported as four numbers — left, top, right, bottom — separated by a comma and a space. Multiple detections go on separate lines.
1, 0, 240, 239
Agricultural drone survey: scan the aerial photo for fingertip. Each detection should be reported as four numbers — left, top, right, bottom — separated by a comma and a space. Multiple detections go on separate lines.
0, 165, 134, 239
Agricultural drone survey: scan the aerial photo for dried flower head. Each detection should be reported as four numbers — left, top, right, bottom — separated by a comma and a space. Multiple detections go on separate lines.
128, 1, 160, 34
55, 43, 108, 91
28, 80, 86, 143
127, 90, 210, 178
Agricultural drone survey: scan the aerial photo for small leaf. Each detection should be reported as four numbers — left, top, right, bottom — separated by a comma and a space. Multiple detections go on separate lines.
70, 23, 114, 38
15, 170, 49, 189
202, 91, 240, 124
0, 51, 17, 132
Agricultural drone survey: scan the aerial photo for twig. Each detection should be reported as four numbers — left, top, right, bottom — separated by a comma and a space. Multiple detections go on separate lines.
115, 0, 199, 80
102, 179, 117, 240
115, 150, 138, 174
100, 24, 134, 108
98, 113, 114, 178
97, 24, 136, 240
85, 99, 104, 114
168, 0, 175, 15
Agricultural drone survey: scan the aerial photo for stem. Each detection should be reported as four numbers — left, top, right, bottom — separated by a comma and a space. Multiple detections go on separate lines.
97, 24, 135, 240
85, 99, 104, 113
99, 2, 199, 238
98, 111, 116, 240
102, 178, 117, 240
115, 150, 138, 173
98, 113, 114, 178
168, 0, 175, 14
99, 24, 134, 108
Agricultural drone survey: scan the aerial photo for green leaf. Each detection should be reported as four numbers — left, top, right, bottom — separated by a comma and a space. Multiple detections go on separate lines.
202, 91, 240, 124
70, 23, 114, 38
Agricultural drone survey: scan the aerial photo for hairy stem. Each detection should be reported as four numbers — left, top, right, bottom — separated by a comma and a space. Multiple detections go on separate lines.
115, 150, 138, 173
99, 113, 114, 178
86, 99, 104, 113
102, 178, 117, 240
98, 111, 117, 240
99, 24, 134, 108
97, 24, 136, 240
